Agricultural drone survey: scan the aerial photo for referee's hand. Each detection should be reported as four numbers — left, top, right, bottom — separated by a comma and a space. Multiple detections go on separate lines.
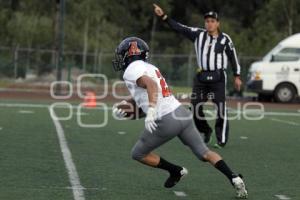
234, 76, 242, 91
153, 3, 165, 17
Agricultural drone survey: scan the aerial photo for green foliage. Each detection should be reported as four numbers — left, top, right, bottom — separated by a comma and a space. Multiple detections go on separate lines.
0, 0, 299, 80
0, 0, 299, 54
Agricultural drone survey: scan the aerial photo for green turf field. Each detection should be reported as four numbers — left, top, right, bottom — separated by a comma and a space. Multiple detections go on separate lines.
0, 101, 299, 200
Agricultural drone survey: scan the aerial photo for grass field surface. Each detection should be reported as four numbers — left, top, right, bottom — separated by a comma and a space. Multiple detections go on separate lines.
0, 100, 299, 200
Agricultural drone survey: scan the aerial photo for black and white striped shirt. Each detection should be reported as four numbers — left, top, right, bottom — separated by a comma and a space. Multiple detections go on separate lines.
166, 18, 241, 76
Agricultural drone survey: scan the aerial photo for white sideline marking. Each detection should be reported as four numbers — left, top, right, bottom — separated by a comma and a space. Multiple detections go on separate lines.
18, 110, 34, 114
240, 136, 248, 140
0, 88, 48, 93
228, 110, 300, 117
227, 107, 300, 117
0, 103, 48, 108
0, 103, 112, 110
270, 118, 300, 126
256, 112, 300, 117
117, 131, 126, 135
173, 191, 187, 197
0, 102, 298, 116
275, 194, 291, 200
48, 108, 85, 200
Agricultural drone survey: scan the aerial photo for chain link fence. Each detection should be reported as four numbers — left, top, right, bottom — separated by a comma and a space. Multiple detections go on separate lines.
0, 46, 261, 92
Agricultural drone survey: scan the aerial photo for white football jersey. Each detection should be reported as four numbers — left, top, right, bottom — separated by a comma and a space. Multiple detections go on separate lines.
123, 60, 181, 119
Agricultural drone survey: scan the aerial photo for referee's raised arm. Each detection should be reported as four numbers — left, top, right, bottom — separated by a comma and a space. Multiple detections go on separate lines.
153, 4, 202, 42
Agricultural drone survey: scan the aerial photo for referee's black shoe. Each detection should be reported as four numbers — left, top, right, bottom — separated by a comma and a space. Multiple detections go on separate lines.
204, 129, 212, 144
164, 167, 188, 188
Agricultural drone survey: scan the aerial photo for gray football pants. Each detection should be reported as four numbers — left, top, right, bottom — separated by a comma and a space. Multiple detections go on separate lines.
131, 105, 209, 161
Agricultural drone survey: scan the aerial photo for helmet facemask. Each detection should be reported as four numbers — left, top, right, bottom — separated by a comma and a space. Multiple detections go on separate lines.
112, 48, 147, 72
112, 50, 126, 71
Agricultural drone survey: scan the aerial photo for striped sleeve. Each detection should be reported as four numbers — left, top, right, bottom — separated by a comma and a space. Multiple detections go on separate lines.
224, 34, 241, 76
165, 18, 204, 42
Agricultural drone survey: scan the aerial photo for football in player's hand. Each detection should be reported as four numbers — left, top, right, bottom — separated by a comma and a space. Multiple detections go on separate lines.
117, 99, 145, 119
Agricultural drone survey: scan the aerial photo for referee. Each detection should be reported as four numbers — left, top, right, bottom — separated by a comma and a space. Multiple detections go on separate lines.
153, 4, 242, 148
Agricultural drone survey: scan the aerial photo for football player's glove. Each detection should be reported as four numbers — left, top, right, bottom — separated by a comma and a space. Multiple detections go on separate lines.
112, 100, 128, 119
145, 107, 157, 133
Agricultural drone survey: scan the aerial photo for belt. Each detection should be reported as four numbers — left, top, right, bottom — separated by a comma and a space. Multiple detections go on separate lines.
196, 68, 224, 74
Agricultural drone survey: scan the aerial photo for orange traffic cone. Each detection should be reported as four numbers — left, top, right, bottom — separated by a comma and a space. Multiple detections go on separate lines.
83, 91, 97, 108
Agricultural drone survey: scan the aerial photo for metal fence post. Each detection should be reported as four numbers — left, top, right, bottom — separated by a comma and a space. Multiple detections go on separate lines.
55, 0, 65, 95
14, 45, 19, 79
187, 51, 193, 86
98, 51, 102, 73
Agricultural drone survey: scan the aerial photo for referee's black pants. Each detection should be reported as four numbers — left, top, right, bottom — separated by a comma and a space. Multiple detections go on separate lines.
191, 70, 229, 146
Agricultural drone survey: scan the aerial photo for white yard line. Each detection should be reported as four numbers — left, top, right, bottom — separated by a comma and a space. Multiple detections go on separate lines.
275, 194, 291, 200
0, 102, 297, 116
0, 103, 48, 108
227, 108, 300, 117
0, 103, 112, 110
259, 112, 300, 117
65, 186, 100, 191
0, 88, 49, 93
48, 107, 86, 200
270, 118, 300, 126
173, 191, 187, 197
18, 110, 35, 114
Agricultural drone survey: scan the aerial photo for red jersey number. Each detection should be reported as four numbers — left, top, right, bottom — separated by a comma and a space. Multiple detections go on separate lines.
155, 70, 171, 97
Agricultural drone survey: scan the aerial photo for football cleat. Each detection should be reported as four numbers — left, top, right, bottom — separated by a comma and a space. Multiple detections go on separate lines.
232, 175, 248, 199
164, 167, 188, 188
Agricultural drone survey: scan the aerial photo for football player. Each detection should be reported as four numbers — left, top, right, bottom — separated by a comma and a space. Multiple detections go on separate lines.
112, 37, 248, 199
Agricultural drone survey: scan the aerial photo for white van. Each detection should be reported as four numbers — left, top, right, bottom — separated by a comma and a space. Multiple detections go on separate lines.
247, 33, 300, 103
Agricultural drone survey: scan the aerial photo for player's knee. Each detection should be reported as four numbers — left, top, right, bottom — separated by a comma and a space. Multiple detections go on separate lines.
202, 150, 222, 163
198, 149, 213, 162
191, 148, 209, 162
131, 148, 143, 161
201, 152, 209, 162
